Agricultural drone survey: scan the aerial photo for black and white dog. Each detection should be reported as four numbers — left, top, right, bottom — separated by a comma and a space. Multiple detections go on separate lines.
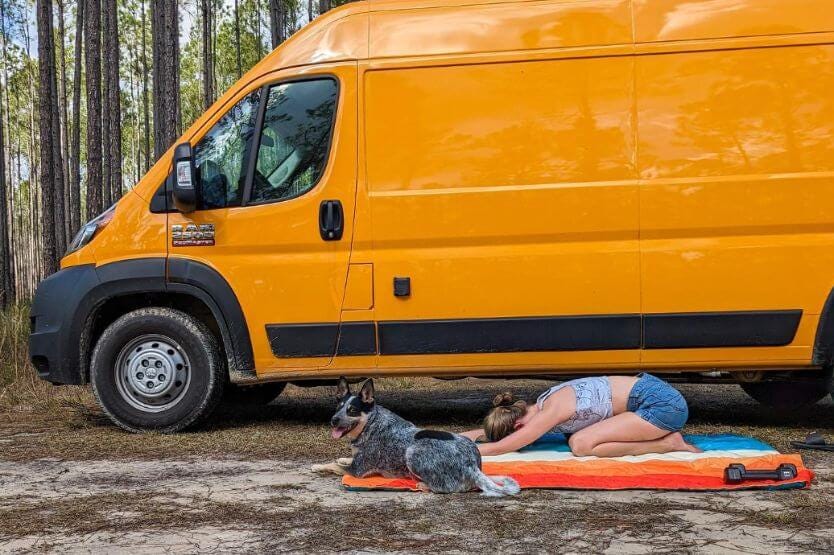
312, 378, 520, 496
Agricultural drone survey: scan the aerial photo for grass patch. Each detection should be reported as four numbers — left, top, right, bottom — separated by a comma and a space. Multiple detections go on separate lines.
0, 303, 36, 406
0, 304, 88, 412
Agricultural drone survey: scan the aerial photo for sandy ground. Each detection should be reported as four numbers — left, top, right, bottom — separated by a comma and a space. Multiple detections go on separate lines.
1, 378, 834, 553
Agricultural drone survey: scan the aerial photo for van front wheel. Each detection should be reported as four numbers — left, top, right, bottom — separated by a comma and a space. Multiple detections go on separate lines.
739, 371, 833, 410
91, 308, 225, 433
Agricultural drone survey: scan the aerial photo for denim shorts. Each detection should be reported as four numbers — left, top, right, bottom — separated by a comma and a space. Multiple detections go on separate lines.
627, 373, 689, 432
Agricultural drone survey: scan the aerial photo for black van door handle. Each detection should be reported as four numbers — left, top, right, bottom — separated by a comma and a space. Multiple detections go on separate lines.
319, 200, 344, 241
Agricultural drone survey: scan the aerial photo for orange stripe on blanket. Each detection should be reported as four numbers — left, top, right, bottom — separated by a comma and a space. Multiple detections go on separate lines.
481, 454, 807, 478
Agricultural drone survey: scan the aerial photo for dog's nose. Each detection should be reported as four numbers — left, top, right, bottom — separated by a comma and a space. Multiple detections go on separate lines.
330, 417, 339, 427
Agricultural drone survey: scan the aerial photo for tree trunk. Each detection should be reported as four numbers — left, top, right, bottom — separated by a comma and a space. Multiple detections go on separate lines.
269, 0, 285, 48
85, 0, 104, 220
37, 0, 65, 275
103, 0, 122, 202
0, 0, 15, 303
25, 20, 43, 286
234, 0, 242, 78
101, 0, 112, 210
308, 0, 313, 22
255, 3, 262, 60
0, 73, 11, 308
51, 11, 67, 259
141, 0, 151, 170
319, 0, 330, 16
152, 0, 180, 160
69, 0, 84, 234
56, 0, 72, 245
201, 0, 214, 109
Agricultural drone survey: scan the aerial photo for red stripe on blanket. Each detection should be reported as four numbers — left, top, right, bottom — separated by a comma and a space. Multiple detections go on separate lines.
342, 470, 813, 492
341, 457, 814, 492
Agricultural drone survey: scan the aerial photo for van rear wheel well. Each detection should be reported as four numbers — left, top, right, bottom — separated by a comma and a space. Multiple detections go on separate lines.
81, 293, 225, 384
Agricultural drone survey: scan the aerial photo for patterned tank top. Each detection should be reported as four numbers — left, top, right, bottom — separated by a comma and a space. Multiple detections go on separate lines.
536, 377, 613, 434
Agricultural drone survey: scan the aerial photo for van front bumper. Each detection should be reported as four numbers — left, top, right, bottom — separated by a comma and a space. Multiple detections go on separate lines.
29, 265, 99, 385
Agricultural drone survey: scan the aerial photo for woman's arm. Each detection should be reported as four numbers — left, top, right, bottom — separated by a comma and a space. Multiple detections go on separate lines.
477, 401, 573, 456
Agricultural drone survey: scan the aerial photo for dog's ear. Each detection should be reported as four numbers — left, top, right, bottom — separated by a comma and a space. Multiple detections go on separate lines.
336, 376, 350, 399
359, 378, 375, 405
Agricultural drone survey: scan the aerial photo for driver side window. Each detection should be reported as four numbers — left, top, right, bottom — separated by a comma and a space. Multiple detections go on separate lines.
194, 90, 261, 209
251, 78, 338, 204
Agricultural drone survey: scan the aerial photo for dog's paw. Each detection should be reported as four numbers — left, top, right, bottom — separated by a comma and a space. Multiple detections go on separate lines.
415, 481, 432, 493
310, 464, 330, 474
336, 457, 353, 467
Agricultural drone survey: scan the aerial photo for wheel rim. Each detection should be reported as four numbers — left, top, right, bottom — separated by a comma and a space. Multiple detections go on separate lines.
115, 334, 191, 413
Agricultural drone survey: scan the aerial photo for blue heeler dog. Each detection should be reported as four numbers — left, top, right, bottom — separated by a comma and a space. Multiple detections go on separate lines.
311, 377, 520, 496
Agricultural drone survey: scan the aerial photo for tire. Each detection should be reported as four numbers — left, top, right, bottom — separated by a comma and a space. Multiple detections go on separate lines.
91, 308, 225, 433
740, 372, 833, 409
223, 382, 286, 405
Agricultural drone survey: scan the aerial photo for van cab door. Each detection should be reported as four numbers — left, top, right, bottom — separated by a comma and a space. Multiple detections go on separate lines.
168, 63, 358, 372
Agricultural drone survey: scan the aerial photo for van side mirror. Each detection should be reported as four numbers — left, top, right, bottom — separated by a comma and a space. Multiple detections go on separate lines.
172, 142, 197, 213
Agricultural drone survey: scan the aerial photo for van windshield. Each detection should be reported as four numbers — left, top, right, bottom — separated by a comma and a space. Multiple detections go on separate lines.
194, 91, 261, 209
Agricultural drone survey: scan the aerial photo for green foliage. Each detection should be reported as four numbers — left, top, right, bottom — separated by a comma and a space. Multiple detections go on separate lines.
0, 303, 33, 398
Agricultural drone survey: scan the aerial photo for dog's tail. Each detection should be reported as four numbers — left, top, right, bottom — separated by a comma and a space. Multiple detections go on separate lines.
473, 470, 521, 497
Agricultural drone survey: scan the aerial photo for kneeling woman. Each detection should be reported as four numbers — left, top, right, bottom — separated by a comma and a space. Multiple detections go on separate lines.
463, 374, 700, 457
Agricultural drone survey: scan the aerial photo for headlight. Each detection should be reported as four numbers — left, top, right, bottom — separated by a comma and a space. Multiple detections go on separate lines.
66, 205, 116, 255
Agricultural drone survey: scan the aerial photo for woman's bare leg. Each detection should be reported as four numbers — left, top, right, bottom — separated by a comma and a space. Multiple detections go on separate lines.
568, 412, 701, 457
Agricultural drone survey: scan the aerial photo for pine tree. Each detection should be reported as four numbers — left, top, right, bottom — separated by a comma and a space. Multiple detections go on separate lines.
56, 0, 71, 244
0, 65, 11, 308
103, 0, 122, 202
141, 0, 151, 169
85, 0, 104, 219
201, 0, 215, 109
0, 0, 15, 304
234, 0, 242, 78
151, 0, 180, 159
37, 0, 66, 274
69, 0, 83, 233
269, 0, 285, 48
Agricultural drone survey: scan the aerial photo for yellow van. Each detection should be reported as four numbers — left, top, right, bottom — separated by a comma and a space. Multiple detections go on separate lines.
29, 0, 834, 431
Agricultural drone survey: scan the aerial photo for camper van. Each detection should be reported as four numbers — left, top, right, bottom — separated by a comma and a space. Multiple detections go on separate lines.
29, 0, 834, 432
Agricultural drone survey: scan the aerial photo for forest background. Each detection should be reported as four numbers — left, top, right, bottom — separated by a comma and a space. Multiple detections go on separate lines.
0, 0, 350, 307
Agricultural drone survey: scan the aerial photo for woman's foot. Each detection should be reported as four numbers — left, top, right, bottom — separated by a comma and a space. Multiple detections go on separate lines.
664, 432, 702, 453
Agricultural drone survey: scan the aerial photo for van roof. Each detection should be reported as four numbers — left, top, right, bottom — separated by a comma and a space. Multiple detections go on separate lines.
256, 0, 834, 74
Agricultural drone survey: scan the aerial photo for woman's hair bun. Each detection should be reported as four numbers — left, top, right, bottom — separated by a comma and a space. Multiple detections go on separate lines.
493, 392, 515, 408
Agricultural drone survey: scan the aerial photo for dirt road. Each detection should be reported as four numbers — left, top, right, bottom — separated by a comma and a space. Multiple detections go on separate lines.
2, 379, 833, 553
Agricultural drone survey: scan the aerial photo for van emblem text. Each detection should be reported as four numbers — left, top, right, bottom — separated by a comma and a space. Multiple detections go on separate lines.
172, 224, 215, 247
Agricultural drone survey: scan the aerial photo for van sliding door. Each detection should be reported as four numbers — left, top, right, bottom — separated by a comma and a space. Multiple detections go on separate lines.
364, 55, 641, 370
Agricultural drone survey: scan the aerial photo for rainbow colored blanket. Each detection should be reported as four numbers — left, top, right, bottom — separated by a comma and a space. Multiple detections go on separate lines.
342, 434, 813, 492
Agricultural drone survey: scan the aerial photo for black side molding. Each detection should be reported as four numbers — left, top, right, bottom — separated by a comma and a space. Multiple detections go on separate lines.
267, 321, 376, 358
378, 315, 642, 355
644, 310, 802, 349
267, 310, 804, 358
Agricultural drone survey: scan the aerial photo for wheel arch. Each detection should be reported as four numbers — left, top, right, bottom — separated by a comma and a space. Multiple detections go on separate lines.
78, 258, 255, 383
812, 286, 834, 367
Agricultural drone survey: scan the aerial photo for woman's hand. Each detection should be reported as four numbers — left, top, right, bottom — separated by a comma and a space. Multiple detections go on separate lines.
458, 429, 486, 442
477, 441, 504, 456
